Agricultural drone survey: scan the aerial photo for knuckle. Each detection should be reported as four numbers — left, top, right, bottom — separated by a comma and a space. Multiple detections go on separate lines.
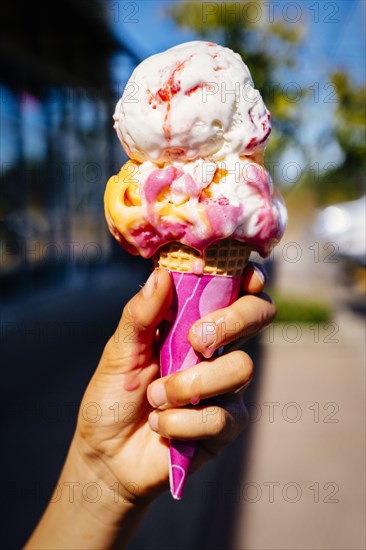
243, 352, 254, 380
167, 372, 187, 401
228, 350, 253, 379
244, 294, 276, 333
260, 295, 276, 325
225, 400, 248, 438
121, 300, 134, 324
223, 309, 240, 339
266, 301, 277, 324
224, 349, 244, 370
102, 337, 120, 365
169, 372, 189, 397
270, 305, 277, 323
166, 369, 197, 405
211, 407, 229, 437
103, 337, 113, 356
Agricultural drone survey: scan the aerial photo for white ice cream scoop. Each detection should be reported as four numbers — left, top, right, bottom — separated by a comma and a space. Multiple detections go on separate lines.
113, 41, 271, 164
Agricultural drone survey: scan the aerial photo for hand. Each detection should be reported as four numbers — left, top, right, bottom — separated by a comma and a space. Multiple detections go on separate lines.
74, 264, 275, 503
26, 263, 275, 549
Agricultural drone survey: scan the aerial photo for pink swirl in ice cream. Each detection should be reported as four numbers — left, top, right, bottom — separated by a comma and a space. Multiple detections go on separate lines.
113, 41, 271, 163
104, 156, 286, 258
105, 41, 287, 260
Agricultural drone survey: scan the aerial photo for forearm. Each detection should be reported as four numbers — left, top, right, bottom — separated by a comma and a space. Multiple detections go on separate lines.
25, 438, 149, 549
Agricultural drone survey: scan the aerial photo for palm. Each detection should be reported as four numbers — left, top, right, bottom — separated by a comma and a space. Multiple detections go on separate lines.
77, 348, 171, 498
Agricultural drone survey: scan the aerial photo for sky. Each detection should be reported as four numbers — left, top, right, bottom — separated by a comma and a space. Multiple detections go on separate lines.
1, 1, 364, 171
108, 0, 365, 173
109, 0, 365, 82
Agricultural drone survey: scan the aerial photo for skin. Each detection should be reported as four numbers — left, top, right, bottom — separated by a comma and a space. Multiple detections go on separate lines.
26, 263, 275, 549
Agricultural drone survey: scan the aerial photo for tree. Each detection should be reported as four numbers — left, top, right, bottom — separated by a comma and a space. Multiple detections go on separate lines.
168, 0, 304, 165
310, 72, 366, 204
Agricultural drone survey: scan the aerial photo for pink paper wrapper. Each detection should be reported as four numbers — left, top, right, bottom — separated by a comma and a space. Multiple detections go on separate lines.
159, 271, 242, 499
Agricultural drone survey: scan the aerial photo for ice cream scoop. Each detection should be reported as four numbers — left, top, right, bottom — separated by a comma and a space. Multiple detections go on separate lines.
105, 156, 286, 266
113, 41, 271, 163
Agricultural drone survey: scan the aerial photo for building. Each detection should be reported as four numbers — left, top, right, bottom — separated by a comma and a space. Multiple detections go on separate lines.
0, 0, 141, 299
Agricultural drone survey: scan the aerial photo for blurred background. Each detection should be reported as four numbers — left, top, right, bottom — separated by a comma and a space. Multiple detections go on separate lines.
1, 1, 365, 548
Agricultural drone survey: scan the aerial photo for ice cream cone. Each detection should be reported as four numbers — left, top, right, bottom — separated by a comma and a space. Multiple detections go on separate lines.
154, 238, 252, 276
154, 239, 252, 499
105, 40, 287, 501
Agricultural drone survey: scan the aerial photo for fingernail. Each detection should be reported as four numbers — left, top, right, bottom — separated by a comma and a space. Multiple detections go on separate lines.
253, 264, 267, 285
143, 269, 159, 299
149, 381, 167, 408
149, 412, 159, 432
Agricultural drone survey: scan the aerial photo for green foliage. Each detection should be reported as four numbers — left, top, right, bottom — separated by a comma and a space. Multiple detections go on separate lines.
307, 72, 366, 205
169, 1, 365, 206
168, 0, 304, 159
271, 292, 333, 324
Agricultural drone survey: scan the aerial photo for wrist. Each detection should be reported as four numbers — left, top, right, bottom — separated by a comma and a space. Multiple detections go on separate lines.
26, 437, 150, 549
68, 435, 151, 523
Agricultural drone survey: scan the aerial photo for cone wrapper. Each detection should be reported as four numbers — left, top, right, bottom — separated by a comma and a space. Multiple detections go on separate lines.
159, 271, 242, 499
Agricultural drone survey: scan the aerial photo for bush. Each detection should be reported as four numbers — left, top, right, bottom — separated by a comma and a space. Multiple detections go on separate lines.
270, 292, 333, 324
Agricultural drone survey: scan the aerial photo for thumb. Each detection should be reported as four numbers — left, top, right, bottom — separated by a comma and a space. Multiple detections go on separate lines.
101, 268, 172, 371
77, 269, 172, 433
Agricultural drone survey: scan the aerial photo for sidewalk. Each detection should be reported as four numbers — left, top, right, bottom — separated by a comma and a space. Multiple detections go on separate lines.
233, 230, 366, 549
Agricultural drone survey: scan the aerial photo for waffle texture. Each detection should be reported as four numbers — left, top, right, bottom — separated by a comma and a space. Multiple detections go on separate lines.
154, 239, 252, 276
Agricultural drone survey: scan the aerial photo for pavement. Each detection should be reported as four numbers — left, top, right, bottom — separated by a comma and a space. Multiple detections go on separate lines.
233, 228, 366, 550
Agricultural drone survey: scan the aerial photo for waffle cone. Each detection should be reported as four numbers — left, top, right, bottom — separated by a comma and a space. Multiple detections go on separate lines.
154, 238, 252, 277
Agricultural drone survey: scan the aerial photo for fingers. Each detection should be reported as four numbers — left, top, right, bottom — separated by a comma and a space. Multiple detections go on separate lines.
148, 399, 248, 443
189, 293, 276, 358
147, 349, 252, 449
188, 261, 272, 358
103, 268, 172, 365
123, 268, 172, 331
147, 350, 253, 410
242, 262, 268, 294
